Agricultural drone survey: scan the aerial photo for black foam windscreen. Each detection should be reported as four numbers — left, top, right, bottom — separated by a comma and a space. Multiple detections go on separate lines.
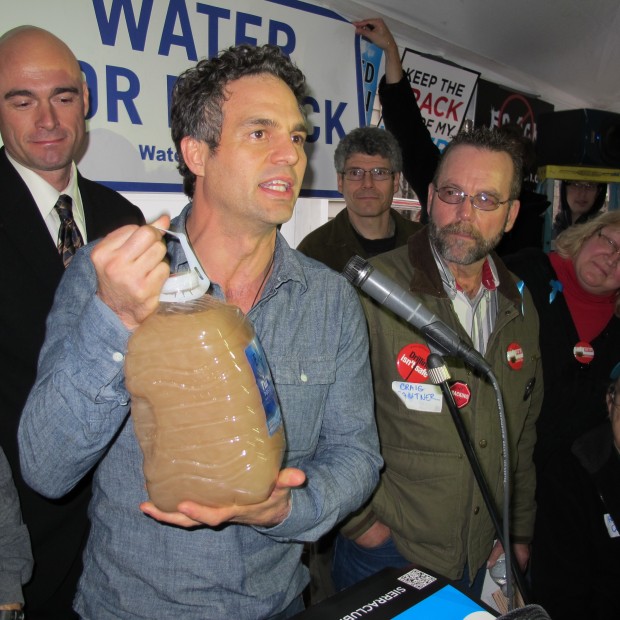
496, 604, 551, 619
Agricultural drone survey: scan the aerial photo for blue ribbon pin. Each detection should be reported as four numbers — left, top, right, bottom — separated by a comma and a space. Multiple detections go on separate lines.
549, 279, 563, 304
517, 280, 525, 316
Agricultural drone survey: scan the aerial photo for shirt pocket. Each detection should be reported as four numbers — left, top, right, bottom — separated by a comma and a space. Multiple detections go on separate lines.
270, 358, 336, 462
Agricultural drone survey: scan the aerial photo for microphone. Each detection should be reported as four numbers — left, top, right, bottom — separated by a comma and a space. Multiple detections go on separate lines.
342, 255, 492, 377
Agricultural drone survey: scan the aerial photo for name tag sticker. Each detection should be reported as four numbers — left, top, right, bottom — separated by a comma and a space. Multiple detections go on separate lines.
604, 513, 619, 538
392, 381, 443, 412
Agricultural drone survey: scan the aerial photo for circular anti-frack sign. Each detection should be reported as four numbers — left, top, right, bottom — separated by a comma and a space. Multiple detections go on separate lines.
506, 342, 524, 370
396, 343, 431, 383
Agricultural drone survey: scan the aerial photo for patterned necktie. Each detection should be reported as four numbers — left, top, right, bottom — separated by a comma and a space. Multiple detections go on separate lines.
54, 194, 84, 267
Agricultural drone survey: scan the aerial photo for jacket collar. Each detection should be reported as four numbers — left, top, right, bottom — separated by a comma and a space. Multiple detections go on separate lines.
0, 147, 65, 287
328, 206, 419, 247
407, 226, 524, 310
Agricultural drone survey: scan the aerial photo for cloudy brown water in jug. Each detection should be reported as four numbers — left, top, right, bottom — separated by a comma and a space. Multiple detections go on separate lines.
125, 297, 285, 512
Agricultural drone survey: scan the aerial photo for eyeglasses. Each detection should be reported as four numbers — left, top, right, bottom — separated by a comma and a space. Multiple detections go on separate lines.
342, 167, 394, 182
566, 182, 599, 192
433, 186, 511, 212
597, 229, 620, 259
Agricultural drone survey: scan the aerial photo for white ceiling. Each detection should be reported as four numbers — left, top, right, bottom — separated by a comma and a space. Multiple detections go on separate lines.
316, 0, 620, 113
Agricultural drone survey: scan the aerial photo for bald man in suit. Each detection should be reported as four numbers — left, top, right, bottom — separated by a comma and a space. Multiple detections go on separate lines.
0, 26, 144, 618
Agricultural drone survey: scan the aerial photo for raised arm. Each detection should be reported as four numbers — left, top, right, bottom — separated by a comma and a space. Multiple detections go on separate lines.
353, 18, 402, 84
354, 18, 440, 221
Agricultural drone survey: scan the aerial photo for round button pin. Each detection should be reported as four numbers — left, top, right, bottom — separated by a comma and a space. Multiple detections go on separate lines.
396, 343, 430, 383
506, 342, 524, 370
573, 341, 594, 364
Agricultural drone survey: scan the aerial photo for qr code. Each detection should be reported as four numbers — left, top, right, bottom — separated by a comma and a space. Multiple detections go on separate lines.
397, 568, 437, 590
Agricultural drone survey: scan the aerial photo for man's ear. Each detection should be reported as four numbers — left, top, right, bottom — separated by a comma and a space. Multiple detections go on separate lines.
336, 172, 344, 196
427, 183, 435, 216
392, 172, 401, 195
504, 199, 521, 233
82, 80, 90, 117
180, 136, 208, 177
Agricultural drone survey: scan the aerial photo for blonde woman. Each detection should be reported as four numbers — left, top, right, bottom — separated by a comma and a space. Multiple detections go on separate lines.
505, 210, 620, 475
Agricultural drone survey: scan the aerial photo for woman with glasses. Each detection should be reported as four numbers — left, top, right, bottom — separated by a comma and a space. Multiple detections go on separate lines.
551, 180, 607, 239
505, 210, 620, 478
531, 362, 620, 620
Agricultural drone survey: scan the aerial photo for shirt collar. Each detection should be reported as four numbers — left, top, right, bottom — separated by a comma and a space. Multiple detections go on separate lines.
5, 150, 86, 233
480, 258, 500, 291
168, 203, 308, 301
6, 151, 80, 216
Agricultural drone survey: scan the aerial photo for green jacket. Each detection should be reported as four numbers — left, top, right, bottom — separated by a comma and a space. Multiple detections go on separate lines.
296, 207, 421, 272
342, 227, 543, 582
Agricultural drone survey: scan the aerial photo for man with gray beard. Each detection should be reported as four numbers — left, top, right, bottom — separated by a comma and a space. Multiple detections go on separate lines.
332, 127, 543, 598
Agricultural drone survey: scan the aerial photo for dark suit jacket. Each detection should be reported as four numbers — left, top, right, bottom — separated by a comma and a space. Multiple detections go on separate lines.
0, 147, 144, 616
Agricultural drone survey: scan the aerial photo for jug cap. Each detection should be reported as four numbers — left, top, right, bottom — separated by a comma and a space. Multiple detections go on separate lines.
156, 227, 211, 302
160, 270, 209, 302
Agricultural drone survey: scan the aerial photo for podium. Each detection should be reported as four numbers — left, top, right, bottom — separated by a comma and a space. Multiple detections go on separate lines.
293, 566, 498, 619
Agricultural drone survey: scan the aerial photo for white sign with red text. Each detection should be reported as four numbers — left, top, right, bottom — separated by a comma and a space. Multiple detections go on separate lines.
400, 49, 479, 152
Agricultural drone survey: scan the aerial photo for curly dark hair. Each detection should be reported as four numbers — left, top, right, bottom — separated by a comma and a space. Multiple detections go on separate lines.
334, 126, 403, 173
433, 127, 524, 202
170, 44, 307, 197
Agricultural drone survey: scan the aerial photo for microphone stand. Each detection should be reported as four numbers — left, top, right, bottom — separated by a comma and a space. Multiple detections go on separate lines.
426, 353, 530, 606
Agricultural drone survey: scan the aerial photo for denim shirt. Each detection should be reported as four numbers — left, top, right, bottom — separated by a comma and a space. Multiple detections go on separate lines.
19, 204, 381, 619
0, 446, 32, 605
